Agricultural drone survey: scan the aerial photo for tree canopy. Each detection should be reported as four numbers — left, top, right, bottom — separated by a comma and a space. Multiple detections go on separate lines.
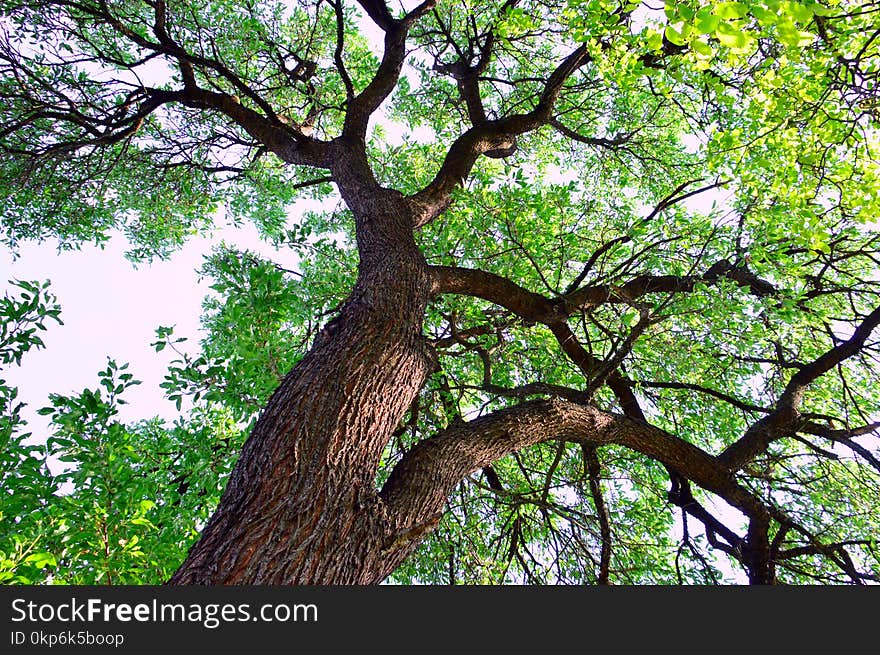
1, 0, 879, 585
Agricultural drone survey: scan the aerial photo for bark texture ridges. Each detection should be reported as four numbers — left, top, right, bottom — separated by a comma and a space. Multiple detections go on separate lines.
171, 177, 435, 584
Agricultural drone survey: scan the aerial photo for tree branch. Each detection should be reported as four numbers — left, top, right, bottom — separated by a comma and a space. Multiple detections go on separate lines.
355, 0, 397, 31
549, 118, 637, 149
408, 43, 592, 225
0, 2, 330, 169
583, 444, 612, 584
344, 0, 436, 137
430, 264, 562, 322
429, 258, 777, 322
429, 2, 520, 127
666, 475, 744, 557
380, 399, 768, 537
799, 421, 880, 473
778, 305, 880, 416
719, 305, 880, 470
636, 380, 770, 414
333, 0, 356, 102
161, 87, 328, 167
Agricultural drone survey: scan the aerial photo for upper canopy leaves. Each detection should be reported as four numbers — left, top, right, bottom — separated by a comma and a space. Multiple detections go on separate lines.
1, 0, 879, 584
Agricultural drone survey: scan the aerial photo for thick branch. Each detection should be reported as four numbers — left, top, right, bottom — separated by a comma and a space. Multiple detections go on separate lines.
430, 264, 562, 322
408, 44, 592, 225
778, 305, 880, 416
160, 87, 328, 167
429, 259, 776, 322
428, 257, 776, 427
667, 476, 744, 556
345, 1, 436, 137
408, 126, 521, 224
355, 0, 396, 31
380, 399, 768, 533
719, 305, 880, 470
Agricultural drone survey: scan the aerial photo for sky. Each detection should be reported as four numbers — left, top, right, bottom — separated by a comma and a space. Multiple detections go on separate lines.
1, 221, 286, 437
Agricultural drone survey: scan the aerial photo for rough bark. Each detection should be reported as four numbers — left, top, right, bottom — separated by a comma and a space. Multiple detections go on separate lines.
170, 146, 436, 584
163, 165, 805, 585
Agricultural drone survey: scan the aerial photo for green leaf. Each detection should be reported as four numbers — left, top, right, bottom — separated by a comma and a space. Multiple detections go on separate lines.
751, 6, 779, 25
676, 4, 695, 21
695, 9, 721, 34
692, 38, 715, 58
664, 24, 687, 46
646, 29, 664, 51
24, 552, 57, 568
715, 22, 752, 51
714, 2, 749, 19
789, 2, 816, 23
776, 21, 815, 47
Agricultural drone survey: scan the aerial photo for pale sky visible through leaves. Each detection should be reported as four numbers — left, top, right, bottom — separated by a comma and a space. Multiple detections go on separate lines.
1, 220, 287, 438
0, 6, 389, 441
0, 5, 439, 443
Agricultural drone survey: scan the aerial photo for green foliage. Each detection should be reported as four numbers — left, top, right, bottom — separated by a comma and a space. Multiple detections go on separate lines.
0, 280, 245, 584
36, 369, 244, 583
0, 280, 61, 583
0, 280, 62, 368
2, 0, 879, 584
0, 0, 340, 259
3, 358, 246, 584
153, 225, 356, 424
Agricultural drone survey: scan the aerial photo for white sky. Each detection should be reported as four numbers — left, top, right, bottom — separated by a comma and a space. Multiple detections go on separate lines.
0, 222, 285, 437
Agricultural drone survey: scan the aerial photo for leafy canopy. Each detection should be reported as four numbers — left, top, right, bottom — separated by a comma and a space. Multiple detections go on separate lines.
1, 0, 879, 583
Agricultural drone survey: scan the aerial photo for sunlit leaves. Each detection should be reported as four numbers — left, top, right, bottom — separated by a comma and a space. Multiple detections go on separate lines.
2, 0, 879, 585
0, 280, 62, 369
0, 0, 339, 259
0, 276, 250, 584
658, 0, 823, 57
9, 359, 245, 584
0, 280, 62, 583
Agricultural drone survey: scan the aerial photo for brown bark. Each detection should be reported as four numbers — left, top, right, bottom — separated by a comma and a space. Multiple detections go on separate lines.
170, 148, 436, 584
166, 152, 780, 583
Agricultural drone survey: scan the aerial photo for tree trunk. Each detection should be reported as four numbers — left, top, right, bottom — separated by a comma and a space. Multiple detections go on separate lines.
170, 166, 434, 584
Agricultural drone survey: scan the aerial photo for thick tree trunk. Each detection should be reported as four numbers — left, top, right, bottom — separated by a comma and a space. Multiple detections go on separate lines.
170, 166, 434, 584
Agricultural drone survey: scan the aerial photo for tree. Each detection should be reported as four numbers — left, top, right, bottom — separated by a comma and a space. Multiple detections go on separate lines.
1, 0, 879, 585
0, 280, 61, 583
